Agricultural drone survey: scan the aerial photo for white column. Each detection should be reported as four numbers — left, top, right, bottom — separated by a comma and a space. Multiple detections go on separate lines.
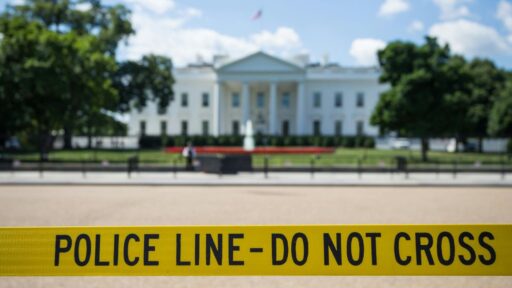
242, 82, 250, 127
269, 82, 277, 135
213, 81, 221, 136
296, 81, 305, 135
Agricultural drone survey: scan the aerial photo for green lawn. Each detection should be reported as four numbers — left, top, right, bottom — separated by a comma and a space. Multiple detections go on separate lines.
4, 148, 510, 168
253, 148, 511, 168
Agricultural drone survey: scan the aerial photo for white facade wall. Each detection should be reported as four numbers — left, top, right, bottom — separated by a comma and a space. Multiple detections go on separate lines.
128, 52, 389, 137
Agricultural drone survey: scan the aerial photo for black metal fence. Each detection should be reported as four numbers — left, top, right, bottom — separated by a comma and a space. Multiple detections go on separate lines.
0, 154, 511, 179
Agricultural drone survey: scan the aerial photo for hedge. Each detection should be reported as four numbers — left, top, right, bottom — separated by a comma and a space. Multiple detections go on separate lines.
139, 135, 375, 149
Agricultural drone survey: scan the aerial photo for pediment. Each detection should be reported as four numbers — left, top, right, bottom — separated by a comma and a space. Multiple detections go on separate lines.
218, 51, 304, 73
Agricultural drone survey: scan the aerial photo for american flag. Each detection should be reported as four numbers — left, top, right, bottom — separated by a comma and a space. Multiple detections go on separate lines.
252, 9, 262, 20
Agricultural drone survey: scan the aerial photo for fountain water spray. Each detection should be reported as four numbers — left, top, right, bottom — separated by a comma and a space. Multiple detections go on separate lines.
243, 120, 255, 151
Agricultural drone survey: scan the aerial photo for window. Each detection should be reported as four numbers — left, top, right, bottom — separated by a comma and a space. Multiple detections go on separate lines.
181, 121, 188, 136
313, 120, 321, 136
257, 92, 265, 108
356, 92, 364, 107
335, 120, 342, 136
139, 121, 146, 136
202, 121, 209, 136
181, 93, 188, 107
160, 121, 167, 135
202, 93, 209, 107
157, 105, 167, 115
232, 121, 240, 136
282, 120, 289, 136
232, 93, 240, 108
356, 121, 364, 136
281, 92, 290, 108
335, 92, 343, 108
313, 92, 321, 108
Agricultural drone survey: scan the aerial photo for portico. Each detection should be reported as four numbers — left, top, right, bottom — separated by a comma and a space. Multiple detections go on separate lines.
213, 52, 306, 136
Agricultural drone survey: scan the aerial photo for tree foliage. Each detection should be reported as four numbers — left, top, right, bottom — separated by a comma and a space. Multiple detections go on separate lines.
115, 54, 175, 113
488, 78, 512, 137
371, 37, 454, 160
372, 37, 510, 160
0, 0, 175, 157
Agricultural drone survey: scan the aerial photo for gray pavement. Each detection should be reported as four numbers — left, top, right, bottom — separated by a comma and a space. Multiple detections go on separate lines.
0, 170, 511, 186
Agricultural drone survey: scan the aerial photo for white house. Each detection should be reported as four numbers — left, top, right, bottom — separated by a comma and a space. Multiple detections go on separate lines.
128, 51, 388, 137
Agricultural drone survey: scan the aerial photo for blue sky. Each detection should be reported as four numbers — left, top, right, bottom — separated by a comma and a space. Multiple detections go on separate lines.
4, 0, 512, 68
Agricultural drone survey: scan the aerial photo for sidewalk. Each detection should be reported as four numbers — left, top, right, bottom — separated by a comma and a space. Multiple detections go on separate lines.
0, 171, 510, 186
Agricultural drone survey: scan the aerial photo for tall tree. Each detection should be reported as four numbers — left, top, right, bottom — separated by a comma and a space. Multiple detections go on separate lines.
8, 0, 134, 149
488, 76, 512, 137
371, 37, 452, 161
0, 0, 132, 157
115, 54, 175, 114
465, 59, 507, 151
441, 55, 473, 152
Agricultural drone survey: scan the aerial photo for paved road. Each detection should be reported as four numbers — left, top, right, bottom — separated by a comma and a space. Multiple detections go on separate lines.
0, 185, 511, 287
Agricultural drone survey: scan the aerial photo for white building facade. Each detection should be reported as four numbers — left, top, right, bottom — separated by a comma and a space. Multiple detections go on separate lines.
128, 52, 388, 137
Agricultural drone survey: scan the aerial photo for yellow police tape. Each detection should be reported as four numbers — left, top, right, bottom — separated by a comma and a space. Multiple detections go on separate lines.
0, 225, 511, 276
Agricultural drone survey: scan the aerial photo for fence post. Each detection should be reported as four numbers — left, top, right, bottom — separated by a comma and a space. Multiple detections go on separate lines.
264, 156, 268, 179
135, 155, 139, 175
357, 158, 362, 179
127, 157, 131, 178
452, 160, 457, 179
390, 158, 394, 179
310, 157, 315, 179
218, 155, 222, 178
173, 159, 177, 178
436, 160, 439, 179
10, 159, 15, 176
501, 158, 505, 180
39, 160, 43, 178
81, 159, 86, 178
405, 159, 409, 179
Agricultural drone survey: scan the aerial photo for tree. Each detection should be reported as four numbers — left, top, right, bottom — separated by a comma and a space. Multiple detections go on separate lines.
465, 59, 507, 151
7, 0, 134, 149
441, 55, 473, 152
371, 37, 452, 161
115, 55, 175, 113
0, 0, 133, 158
488, 78, 512, 137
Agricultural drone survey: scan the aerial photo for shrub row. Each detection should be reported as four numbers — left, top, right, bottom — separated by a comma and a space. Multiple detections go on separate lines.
139, 135, 375, 149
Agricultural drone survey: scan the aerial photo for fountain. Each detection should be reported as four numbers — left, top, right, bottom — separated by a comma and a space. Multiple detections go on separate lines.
243, 120, 255, 152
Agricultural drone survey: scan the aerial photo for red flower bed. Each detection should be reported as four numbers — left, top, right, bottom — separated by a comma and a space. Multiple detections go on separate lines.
165, 146, 335, 154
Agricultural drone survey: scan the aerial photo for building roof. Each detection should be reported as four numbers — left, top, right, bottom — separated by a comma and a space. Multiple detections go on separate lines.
174, 51, 381, 77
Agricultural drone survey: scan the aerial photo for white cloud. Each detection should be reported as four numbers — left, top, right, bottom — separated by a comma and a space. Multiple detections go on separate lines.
180, 7, 202, 18
429, 19, 511, 58
349, 38, 386, 66
497, 0, 512, 43
116, 0, 175, 15
251, 27, 302, 53
120, 6, 304, 66
433, 0, 471, 20
408, 20, 425, 32
378, 0, 410, 17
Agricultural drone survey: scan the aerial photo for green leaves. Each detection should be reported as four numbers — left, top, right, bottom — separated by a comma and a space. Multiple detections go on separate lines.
0, 0, 135, 155
114, 54, 175, 113
372, 36, 510, 140
488, 81, 512, 137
